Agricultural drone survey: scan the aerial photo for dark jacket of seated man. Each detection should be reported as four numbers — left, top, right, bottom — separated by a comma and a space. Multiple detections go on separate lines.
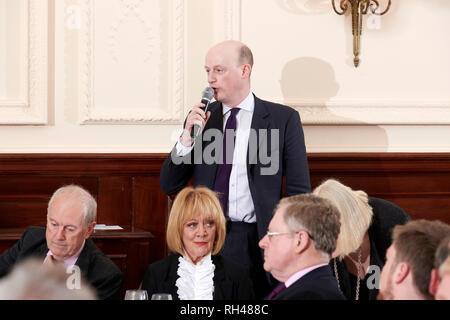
0, 226, 124, 300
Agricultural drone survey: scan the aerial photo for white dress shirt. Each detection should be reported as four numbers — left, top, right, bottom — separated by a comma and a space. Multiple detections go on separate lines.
222, 92, 255, 222
44, 240, 85, 270
175, 92, 256, 223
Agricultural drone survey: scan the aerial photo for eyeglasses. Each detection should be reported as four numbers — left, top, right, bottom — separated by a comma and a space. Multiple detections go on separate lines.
266, 231, 296, 239
266, 230, 314, 241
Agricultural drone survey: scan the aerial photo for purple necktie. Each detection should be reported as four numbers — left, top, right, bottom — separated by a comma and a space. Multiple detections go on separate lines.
214, 107, 240, 214
267, 283, 286, 300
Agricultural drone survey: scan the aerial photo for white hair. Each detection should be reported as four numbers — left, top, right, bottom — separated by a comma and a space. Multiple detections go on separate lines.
0, 258, 96, 300
47, 185, 97, 226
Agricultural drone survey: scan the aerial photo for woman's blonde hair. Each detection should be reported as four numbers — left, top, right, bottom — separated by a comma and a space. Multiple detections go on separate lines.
313, 179, 373, 259
166, 186, 226, 256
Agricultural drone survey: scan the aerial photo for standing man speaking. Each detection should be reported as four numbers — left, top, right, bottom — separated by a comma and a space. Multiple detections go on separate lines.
160, 40, 310, 297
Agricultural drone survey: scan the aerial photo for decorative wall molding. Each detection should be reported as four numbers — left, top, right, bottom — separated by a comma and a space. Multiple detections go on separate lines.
0, 0, 48, 124
280, 99, 450, 125
228, 1, 450, 125
108, 0, 155, 64
223, 0, 241, 40
77, 0, 185, 124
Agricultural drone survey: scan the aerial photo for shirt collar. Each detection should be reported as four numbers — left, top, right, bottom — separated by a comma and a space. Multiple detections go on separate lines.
284, 263, 328, 288
222, 91, 254, 115
46, 240, 86, 269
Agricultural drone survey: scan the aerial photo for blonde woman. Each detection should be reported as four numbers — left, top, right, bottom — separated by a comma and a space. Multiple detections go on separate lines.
313, 179, 410, 300
142, 186, 255, 300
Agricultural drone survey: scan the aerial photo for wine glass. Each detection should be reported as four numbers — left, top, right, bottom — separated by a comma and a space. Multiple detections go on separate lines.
151, 293, 173, 300
124, 290, 148, 300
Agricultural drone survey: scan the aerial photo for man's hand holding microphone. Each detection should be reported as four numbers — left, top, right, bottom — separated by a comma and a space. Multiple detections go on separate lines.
180, 87, 214, 147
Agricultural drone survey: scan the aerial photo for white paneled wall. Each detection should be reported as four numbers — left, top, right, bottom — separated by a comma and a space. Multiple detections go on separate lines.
0, 0, 449, 152
0, 0, 47, 124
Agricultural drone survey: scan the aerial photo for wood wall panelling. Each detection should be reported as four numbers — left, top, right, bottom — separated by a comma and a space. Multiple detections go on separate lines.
0, 176, 98, 228
98, 176, 132, 227
309, 153, 450, 223
1, 153, 450, 296
133, 176, 170, 259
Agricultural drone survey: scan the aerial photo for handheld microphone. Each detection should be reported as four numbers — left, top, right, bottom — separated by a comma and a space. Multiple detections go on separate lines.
191, 87, 214, 138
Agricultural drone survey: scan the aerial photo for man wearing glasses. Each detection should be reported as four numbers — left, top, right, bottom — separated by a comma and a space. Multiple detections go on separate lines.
259, 194, 345, 300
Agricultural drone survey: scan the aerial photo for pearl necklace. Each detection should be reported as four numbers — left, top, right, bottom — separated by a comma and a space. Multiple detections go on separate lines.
333, 247, 362, 300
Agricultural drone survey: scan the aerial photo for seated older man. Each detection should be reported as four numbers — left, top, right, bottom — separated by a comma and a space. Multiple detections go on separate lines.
0, 185, 124, 299
259, 193, 345, 300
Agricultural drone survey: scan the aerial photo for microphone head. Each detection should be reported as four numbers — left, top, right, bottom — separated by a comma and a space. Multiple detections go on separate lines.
202, 87, 214, 102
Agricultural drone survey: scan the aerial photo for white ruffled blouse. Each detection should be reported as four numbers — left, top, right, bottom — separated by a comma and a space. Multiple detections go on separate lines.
175, 253, 215, 300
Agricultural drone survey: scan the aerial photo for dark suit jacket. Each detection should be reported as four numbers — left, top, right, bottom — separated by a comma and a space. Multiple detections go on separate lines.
330, 197, 412, 300
0, 226, 124, 300
142, 253, 255, 300
160, 95, 311, 239
274, 266, 346, 300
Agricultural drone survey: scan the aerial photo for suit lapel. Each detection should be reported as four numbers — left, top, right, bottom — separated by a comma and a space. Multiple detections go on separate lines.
247, 95, 270, 178
212, 255, 231, 300
164, 254, 182, 299
204, 102, 223, 133
250, 95, 270, 131
32, 243, 50, 263
199, 102, 223, 189
74, 240, 91, 275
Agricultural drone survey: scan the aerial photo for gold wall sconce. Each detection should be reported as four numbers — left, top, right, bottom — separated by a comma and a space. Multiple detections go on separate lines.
332, 0, 391, 67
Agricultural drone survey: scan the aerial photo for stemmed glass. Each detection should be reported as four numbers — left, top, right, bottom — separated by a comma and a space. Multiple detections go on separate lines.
124, 290, 148, 300
151, 293, 173, 300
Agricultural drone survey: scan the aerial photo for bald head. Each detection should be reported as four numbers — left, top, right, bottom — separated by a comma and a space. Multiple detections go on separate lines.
207, 40, 253, 68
